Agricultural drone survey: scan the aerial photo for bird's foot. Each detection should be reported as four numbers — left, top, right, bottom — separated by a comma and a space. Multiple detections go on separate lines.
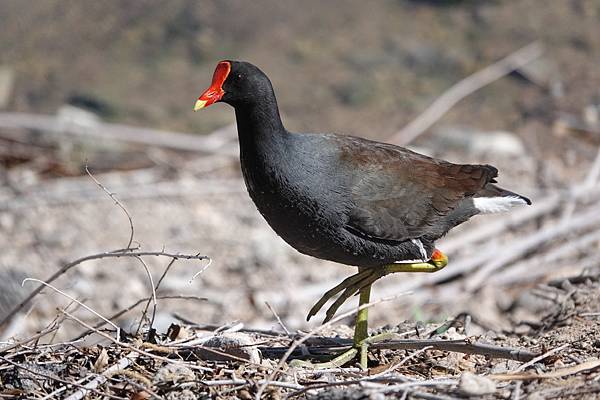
289, 347, 358, 369
289, 332, 399, 370
306, 267, 386, 323
306, 249, 448, 323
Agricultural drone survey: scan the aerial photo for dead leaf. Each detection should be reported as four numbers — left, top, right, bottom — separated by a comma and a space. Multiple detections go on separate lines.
93, 348, 109, 372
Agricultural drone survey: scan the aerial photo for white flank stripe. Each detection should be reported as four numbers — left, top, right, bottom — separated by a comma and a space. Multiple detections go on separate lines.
473, 196, 528, 214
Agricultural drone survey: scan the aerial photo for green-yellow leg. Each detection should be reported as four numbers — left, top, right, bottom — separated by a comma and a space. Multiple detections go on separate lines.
290, 281, 370, 369
354, 280, 371, 369
291, 250, 448, 369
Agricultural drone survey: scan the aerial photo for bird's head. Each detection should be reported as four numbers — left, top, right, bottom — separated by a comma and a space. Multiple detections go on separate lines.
194, 60, 273, 110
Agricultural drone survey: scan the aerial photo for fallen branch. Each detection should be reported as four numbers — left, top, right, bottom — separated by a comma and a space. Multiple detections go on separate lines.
86, 165, 134, 249
389, 41, 543, 144
493, 229, 600, 286
0, 177, 246, 211
490, 358, 600, 381
465, 206, 600, 290
265, 338, 537, 362
370, 339, 537, 362
0, 112, 238, 155
515, 343, 569, 372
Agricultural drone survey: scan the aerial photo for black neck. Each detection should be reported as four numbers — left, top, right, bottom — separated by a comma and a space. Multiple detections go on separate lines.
234, 91, 286, 149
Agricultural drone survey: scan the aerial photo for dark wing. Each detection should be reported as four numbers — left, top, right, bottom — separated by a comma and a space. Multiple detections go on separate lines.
337, 136, 497, 242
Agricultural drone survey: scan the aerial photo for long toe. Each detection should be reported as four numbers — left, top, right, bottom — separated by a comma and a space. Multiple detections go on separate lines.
307, 268, 374, 321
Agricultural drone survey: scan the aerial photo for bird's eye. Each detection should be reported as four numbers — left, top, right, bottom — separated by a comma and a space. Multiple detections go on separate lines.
236, 74, 242, 81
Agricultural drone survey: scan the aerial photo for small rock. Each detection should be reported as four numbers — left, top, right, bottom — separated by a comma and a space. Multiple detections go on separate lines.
153, 364, 195, 385
199, 332, 261, 364
458, 372, 496, 396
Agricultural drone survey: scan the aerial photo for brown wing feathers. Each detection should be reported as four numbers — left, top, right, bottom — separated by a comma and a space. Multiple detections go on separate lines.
346, 143, 498, 243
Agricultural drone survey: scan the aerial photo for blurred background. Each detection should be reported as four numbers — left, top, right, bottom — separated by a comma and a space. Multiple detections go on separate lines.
1, 0, 599, 341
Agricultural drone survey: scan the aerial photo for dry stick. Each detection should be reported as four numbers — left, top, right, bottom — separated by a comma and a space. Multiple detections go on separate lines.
0, 177, 246, 211
86, 165, 134, 250
370, 339, 537, 362
21, 278, 121, 342
189, 257, 213, 283
493, 229, 600, 286
255, 293, 410, 400
131, 255, 158, 335
0, 315, 67, 353
465, 206, 600, 291
366, 346, 433, 380
0, 112, 238, 155
0, 251, 208, 328
136, 254, 211, 336
265, 301, 291, 335
490, 358, 600, 381
87, 165, 160, 332
515, 343, 569, 372
388, 41, 543, 145
138, 257, 177, 336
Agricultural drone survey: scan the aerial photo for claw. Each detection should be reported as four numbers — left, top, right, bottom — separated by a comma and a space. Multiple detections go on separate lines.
306, 268, 374, 321
323, 270, 381, 323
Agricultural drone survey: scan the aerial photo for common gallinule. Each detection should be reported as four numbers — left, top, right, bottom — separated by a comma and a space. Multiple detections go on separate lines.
194, 60, 530, 368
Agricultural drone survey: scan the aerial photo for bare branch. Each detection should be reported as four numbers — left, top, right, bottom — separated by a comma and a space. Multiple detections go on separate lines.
388, 41, 543, 144
86, 164, 134, 249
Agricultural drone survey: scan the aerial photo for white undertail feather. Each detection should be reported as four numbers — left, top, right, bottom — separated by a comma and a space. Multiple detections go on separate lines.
410, 238, 428, 262
473, 196, 528, 214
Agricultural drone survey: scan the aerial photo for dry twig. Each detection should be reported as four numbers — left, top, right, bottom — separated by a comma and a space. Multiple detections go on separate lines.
389, 41, 543, 144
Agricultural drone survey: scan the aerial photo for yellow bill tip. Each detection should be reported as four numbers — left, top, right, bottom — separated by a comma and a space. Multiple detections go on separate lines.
193, 99, 207, 111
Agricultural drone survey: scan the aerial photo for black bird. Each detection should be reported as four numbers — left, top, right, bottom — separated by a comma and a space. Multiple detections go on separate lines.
194, 60, 530, 368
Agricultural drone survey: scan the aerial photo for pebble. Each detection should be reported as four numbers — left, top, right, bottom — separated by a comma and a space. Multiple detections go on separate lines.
153, 364, 195, 385
199, 332, 261, 364
458, 372, 496, 396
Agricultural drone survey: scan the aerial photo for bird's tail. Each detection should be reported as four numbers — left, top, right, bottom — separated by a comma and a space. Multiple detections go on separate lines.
472, 184, 531, 214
